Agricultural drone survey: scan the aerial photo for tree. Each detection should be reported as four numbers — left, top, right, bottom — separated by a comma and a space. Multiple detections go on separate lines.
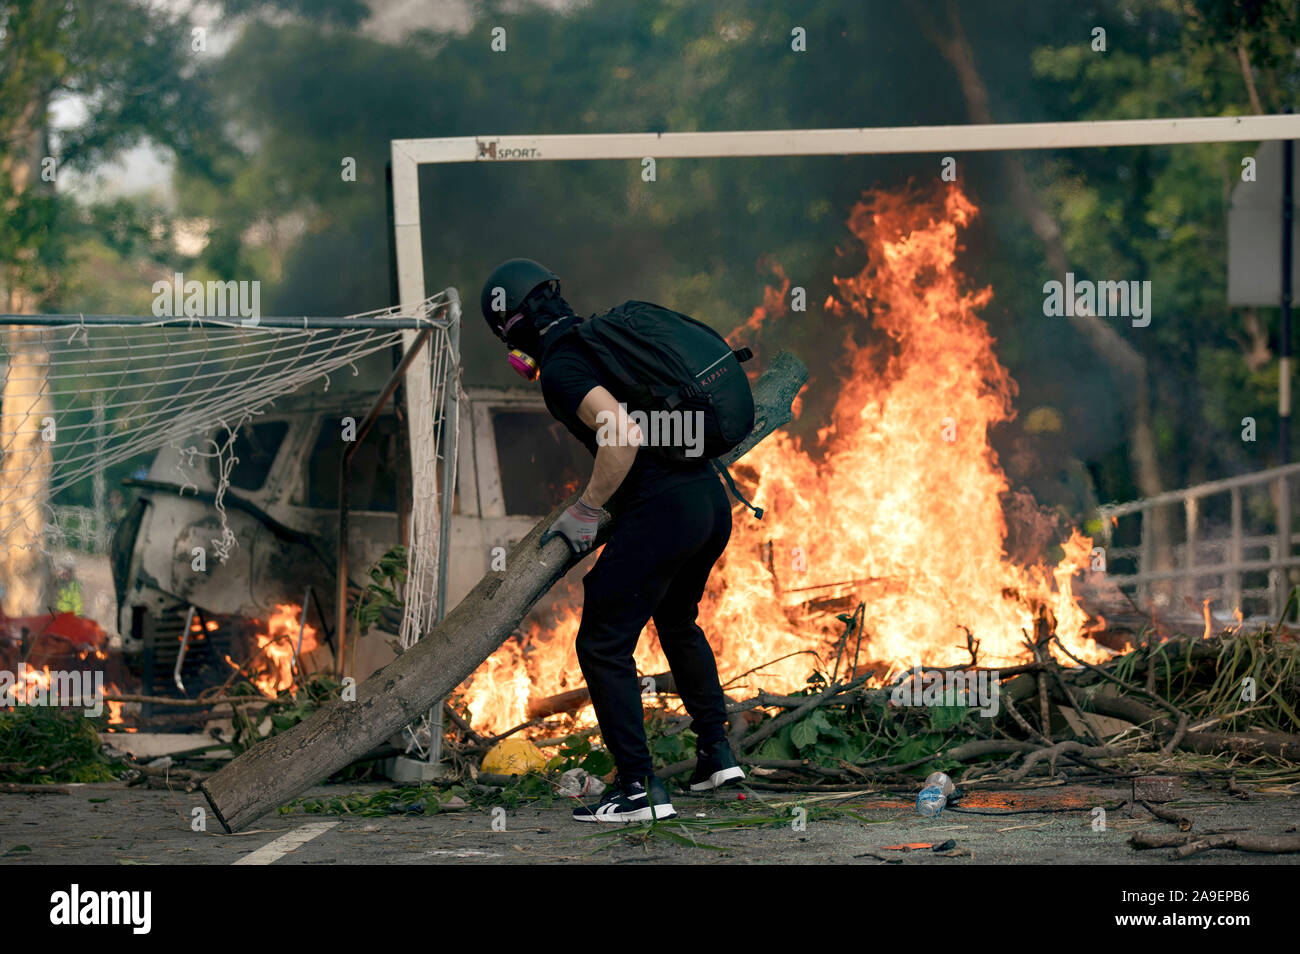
0, 0, 354, 612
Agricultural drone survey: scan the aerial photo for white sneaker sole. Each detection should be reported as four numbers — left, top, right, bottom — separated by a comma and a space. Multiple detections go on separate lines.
573, 802, 678, 824
689, 765, 746, 792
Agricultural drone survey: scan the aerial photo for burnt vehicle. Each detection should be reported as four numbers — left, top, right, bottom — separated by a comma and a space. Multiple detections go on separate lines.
110, 377, 588, 701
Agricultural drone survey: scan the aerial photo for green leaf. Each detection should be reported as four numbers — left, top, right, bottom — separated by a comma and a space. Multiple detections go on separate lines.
825, 738, 860, 763
756, 731, 795, 761
790, 718, 820, 750
927, 705, 969, 732
654, 826, 729, 851
581, 750, 614, 777
651, 734, 685, 763
559, 735, 591, 761
890, 732, 944, 764
810, 708, 848, 740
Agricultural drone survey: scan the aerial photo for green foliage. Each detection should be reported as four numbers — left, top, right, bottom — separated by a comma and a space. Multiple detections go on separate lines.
748, 671, 976, 776
227, 674, 361, 768
285, 770, 561, 817
0, 0, 225, 307
354, 545, 408, 637
0, 707, 123, 783
287, 782, 479, 817
1112, 626, 1300, 735
553, 733, 615, 778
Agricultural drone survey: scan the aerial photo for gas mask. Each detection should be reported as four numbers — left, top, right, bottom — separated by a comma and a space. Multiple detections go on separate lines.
501, 294, 580, 380
501, 312, 541, 380
507, 347, 539, 380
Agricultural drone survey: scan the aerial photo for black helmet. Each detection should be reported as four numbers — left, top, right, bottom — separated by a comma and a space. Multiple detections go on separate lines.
480, 258, 560, 339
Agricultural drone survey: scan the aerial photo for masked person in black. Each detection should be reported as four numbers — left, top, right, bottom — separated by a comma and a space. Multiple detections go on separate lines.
481, 258, 746, 823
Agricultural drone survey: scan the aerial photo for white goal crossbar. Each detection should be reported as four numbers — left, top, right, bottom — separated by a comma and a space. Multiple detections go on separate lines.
390, 114, 1300, 332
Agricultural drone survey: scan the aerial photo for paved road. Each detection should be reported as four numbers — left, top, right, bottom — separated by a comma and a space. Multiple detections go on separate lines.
2, 780, 1297, 864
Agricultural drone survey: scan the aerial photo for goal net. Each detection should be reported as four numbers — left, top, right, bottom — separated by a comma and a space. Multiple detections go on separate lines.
0, 292, 460, 636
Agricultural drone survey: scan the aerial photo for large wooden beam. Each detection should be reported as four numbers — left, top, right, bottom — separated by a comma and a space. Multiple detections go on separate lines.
202, 351, 807, 832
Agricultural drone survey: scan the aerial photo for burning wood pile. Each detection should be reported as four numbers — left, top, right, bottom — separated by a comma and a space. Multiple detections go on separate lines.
442, 608, 1300, 791
417, 185, 1298, 857
92, 600, 332, 730
455, 187, 1110, 741
0, 593, 342, 796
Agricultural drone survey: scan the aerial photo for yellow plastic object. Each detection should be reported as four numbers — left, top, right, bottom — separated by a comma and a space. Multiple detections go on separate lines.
480, 738, 548, 776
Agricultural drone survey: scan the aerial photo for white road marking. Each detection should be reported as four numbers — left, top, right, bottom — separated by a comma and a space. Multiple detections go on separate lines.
232, 822, 339, 865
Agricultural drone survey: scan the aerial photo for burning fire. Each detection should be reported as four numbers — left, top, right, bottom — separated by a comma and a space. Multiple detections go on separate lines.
249, 603, 319, 696
9, 663, 52, 705
459, 185, 1108, 736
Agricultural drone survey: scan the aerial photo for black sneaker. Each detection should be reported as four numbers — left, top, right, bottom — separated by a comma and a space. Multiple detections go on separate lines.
690, 739, 746, 791
572, 774, 677, 824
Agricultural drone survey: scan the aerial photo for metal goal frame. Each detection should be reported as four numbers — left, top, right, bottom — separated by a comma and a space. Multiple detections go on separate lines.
389, 115, 1300, 317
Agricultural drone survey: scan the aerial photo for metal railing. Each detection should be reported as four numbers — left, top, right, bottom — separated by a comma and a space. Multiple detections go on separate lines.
1096, 461, 1300, 619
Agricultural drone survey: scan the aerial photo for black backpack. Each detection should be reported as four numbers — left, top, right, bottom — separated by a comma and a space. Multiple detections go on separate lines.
574, 300, 764, 518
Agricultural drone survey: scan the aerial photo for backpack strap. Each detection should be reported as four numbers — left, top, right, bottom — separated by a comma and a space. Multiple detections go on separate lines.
711, 460, 764, 519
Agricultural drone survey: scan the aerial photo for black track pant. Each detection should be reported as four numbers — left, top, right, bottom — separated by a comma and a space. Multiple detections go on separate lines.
575, 475, 733, 780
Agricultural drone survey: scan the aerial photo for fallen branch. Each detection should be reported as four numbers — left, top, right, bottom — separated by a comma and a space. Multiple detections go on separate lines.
739, 780, 878, 793
1130, 830, 1300, 857
743, 757, 855, 780
878, 739, 1037, 775
1139, 798, 1193, 831
527, 671, 679, 720
1173, 833, 1300, 859
1159, 711, 1190, 756
441, 703, 486, 746
726, 686, 888, 713
105, 693, 267, 708
1008, 741, 1118, 781
740, 672, 873, 752
1064, 685, 1300, 761
1047, 660, 1108, 744
1051, 635, 1188, 723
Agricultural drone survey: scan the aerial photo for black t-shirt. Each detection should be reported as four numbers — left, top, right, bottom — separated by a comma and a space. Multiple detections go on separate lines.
538, 326, 715, 511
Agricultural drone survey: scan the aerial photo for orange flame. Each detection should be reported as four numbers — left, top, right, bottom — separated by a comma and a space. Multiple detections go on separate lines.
249, 604, 318, 696
461, 184, 1108, 737
9, 664, 52, 705
728, 259, 790, 351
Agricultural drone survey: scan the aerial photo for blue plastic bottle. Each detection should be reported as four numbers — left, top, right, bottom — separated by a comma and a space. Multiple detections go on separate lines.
915, 771, 955, 817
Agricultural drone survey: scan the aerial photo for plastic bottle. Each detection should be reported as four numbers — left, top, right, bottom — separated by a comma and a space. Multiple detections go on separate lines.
926, 771, 955, 796
915, 771, 955, 817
